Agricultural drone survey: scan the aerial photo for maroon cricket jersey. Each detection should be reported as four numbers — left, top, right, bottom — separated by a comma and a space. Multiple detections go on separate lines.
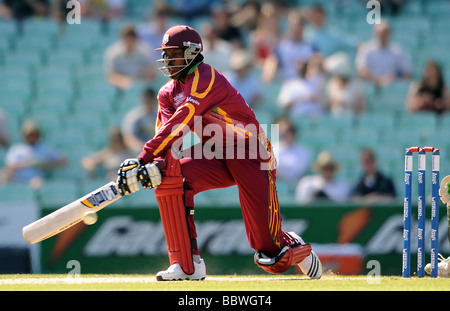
138, 62, 276, 168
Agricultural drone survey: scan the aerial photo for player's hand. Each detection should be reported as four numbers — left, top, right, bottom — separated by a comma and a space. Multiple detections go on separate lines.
138, 162, 162, 190
439, 175, 450, 205
117, 158, 143, 196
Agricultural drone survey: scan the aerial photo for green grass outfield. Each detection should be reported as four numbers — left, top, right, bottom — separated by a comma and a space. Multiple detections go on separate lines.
0, 274, 448, 291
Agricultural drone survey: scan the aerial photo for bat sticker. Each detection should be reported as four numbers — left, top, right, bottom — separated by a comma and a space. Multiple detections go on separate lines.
81, 184, 119, 208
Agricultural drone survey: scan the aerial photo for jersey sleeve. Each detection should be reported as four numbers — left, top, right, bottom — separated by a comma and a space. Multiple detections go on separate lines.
154, 88, 176, 135
138, 102, 197, 163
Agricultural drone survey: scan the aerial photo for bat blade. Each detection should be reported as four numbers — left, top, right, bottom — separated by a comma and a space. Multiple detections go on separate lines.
23, 181, 121, 244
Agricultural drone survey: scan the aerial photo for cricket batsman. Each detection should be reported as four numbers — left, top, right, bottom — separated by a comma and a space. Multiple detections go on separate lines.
116, 25, 322, 281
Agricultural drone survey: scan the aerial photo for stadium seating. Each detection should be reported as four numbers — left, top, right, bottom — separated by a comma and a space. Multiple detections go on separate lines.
205, 186, 240, 206
35, 179, 80, 207
299, 128, 339, 152
0, 183, 36, 202
357, 112, 396, 132
1, 0, 450, 206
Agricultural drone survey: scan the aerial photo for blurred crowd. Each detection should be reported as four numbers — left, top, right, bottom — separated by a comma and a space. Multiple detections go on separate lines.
1, 0, 449, 205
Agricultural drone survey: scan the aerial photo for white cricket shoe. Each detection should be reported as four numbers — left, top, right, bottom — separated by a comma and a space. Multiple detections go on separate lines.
425, 254, 450, 277
287, 232, 322, 279
156, 259, 206, 281
298, 251, 322, 279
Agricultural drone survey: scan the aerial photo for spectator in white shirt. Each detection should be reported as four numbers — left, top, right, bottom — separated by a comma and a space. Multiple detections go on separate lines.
2, 120, 66, 188
277, 55, 325, 117
225, 49, 263, 108
295, 150, 350, 204
104, 25, 155, 90
262, 10, 317, 83
355, 20, 412, 87
271, 117, 313, 188
324, 52, 366, 116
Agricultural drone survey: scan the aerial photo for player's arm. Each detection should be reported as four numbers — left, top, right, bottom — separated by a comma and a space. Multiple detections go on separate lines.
116, 104, 193, 196
138, 102, 197, 164
154, 90, 177, 134
116, 90, 177, 196
118, 99, 206, 195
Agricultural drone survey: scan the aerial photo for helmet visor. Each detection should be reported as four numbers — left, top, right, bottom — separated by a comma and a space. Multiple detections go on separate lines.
156, 53, 187, 78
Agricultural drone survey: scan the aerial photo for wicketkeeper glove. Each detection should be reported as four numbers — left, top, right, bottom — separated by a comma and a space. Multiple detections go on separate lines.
117, 158, 162, 196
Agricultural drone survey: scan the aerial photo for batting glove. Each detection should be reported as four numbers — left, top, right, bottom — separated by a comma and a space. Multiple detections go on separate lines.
138, 161, 162, 190
117, 158, 143, 196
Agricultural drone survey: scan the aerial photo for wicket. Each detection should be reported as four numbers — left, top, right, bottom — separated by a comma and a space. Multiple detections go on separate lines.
403, 146, 440, 278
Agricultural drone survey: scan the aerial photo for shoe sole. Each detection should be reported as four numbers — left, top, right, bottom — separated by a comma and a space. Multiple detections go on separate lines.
156, 275, 206, 281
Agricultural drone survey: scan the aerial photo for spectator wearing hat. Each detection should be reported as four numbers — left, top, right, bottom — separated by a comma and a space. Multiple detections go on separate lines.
2, 120, 67, 188
226, 49, 263, 108
324, 52, 366, 116
295, 150, 350, 204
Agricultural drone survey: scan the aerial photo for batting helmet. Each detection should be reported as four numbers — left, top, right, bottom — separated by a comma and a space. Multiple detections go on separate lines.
156, 25, 203, 78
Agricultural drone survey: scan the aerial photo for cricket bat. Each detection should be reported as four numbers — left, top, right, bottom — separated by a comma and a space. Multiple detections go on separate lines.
22, 160, 166, 244
23, 181, 122, 244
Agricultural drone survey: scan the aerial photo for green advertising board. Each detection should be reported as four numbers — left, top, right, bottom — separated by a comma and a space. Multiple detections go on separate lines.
39, 203, 449, 276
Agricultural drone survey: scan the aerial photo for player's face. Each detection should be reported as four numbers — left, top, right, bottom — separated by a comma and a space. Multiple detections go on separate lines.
162, 48, 186, 77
